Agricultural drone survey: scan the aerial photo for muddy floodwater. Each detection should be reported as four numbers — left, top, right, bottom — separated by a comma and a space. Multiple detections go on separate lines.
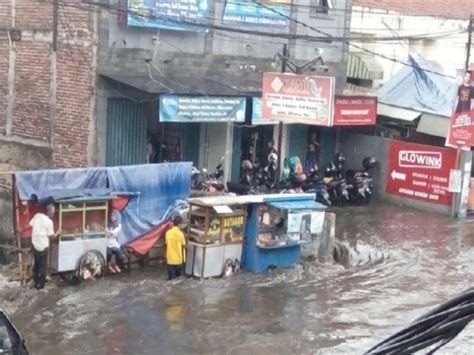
2, 202, 474, 354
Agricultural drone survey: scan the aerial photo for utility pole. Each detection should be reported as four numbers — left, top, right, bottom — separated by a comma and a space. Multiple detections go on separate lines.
275, 44, 288, 189
53, 0, 58, 52
465, 15, 472, 71
454, 15, 473, 218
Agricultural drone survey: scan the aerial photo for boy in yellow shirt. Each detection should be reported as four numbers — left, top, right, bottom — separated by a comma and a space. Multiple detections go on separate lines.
165, 216, 186, 280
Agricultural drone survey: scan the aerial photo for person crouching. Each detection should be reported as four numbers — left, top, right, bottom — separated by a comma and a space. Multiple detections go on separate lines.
106, 209, 125, 274
165, 216, 186, 281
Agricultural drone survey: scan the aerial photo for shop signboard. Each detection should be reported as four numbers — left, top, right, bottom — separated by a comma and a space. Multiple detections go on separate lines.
127, 0, 209, 32
262, 73, 335, 126
386, 140, 457, 206
446, 70, 474, 149
252, 97, 278, 125
333, 95, 377, 126
222, 1, 290, 28
160, 95, 246, 122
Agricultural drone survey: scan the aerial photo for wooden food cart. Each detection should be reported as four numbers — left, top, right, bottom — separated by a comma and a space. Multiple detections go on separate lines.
49, 196, 112, 283
185, 197, 248, 278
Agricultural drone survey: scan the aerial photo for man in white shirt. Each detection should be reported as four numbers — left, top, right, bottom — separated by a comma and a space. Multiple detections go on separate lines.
29, 203, 61, 290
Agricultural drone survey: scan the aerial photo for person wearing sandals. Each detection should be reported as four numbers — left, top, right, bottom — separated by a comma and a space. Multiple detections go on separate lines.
106, 209, 125, 274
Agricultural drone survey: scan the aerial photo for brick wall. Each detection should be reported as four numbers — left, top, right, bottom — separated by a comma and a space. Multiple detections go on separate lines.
0, 41, 8, 133
0, 0, 97, 170
353, 0, 473, 20
12, 41, 51, 142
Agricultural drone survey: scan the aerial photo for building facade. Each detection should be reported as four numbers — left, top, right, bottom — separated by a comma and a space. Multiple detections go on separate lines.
97, 0, 352, 182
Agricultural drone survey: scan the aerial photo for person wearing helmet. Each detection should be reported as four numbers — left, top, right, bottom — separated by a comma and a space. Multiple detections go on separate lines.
239, 160, 254, 186
333, 152, 346, 180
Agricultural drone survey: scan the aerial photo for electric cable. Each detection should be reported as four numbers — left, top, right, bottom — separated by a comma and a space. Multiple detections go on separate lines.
366, 287, 474, 354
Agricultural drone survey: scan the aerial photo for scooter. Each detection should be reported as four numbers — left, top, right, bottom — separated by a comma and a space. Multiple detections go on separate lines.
346, 157, 377, 204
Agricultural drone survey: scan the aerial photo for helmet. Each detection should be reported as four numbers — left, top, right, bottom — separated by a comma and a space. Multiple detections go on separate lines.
362, 156, 377, 170
241, 160, 253, 171
268, 152, 278, 164
334, 152, 346, 164
324, 162, 337, 177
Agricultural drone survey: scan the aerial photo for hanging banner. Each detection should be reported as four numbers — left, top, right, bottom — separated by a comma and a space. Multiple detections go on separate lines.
262, 73, 335, 126
386, 140, 457, 206
159, 95, 246, 122
252, 98, 278, 125
223, 1, 290, 28
446, 70, 474, 149
127, 0, 209, 32
333, 95, 377, 126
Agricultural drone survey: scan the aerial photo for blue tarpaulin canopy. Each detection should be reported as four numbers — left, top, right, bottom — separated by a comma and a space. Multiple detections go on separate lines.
377, 55, 457, 117
14, 163, 192, 245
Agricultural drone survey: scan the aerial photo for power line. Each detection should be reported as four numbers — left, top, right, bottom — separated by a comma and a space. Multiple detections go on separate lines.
254, 1, 458, 78
54, 0, 460, 80
56, 1, 467, 44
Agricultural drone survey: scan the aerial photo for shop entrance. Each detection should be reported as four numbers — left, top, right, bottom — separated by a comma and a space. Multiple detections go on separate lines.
240, 125, 275, 166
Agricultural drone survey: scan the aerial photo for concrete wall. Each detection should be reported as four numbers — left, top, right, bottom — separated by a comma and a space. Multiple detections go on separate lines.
98, 0, 351, 94
339, 131, 451, 214
353, 0, 473, 19
350, 6, 471, 83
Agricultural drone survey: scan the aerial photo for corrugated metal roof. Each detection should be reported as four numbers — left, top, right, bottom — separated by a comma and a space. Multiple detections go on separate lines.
347, 53, 384, 81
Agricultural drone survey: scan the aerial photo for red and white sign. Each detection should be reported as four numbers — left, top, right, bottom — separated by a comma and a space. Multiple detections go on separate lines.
333, 95, 377, 126
446, 70, 474, 149
386, 140, 457, 206
262, 72, 335, 126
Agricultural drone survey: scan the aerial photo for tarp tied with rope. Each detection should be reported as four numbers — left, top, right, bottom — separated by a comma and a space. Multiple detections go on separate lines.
14, 163, 192, 248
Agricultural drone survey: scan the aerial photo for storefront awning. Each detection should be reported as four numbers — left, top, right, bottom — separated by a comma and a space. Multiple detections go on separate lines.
378, 103, 421, 122
100, 73, 261, 96
347, 53, 384, 81
416, 113, 450, 138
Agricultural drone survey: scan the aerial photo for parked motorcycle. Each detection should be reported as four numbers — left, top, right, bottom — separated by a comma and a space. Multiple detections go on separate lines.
191, 158, 225, 193
346, 156, 378, 205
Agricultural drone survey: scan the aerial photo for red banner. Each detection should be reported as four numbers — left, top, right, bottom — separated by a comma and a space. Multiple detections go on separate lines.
386, 140, 457, 206
262, 72, 335, 126
333, 95, 377, 126
446, 70, 474, 148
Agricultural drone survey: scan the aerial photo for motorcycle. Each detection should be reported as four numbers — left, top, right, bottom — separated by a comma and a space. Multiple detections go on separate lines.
346, 157, 377, 205
191, 158, 225, 193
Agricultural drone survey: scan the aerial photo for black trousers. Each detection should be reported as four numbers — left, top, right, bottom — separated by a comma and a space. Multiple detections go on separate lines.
167, 264, 182, 280
33, 248, 48, 290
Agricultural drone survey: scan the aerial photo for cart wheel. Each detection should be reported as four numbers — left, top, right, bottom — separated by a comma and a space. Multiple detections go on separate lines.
77, 250, 106, 282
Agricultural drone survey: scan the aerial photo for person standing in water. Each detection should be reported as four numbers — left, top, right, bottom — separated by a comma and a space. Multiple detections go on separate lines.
106, 210, 125, 274
165, 216, 186, 280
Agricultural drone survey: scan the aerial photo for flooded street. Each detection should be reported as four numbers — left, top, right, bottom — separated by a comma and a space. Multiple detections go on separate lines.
3, 202, 474, 354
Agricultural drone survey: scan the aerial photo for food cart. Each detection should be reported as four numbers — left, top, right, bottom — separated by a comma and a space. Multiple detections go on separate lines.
185, 194, 327, 277
185, 196, 248, 278
49, 195, 113, 283
241, 195, 326, 272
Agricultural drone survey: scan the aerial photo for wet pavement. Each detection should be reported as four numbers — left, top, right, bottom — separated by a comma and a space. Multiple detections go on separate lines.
2, 202, 474, 354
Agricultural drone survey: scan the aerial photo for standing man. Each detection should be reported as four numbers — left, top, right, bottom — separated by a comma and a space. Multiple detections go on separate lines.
165, 216, 186, 281
29, 203, 61, 290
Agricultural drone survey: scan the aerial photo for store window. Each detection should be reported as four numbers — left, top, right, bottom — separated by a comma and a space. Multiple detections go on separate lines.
310, 0, 334, 16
